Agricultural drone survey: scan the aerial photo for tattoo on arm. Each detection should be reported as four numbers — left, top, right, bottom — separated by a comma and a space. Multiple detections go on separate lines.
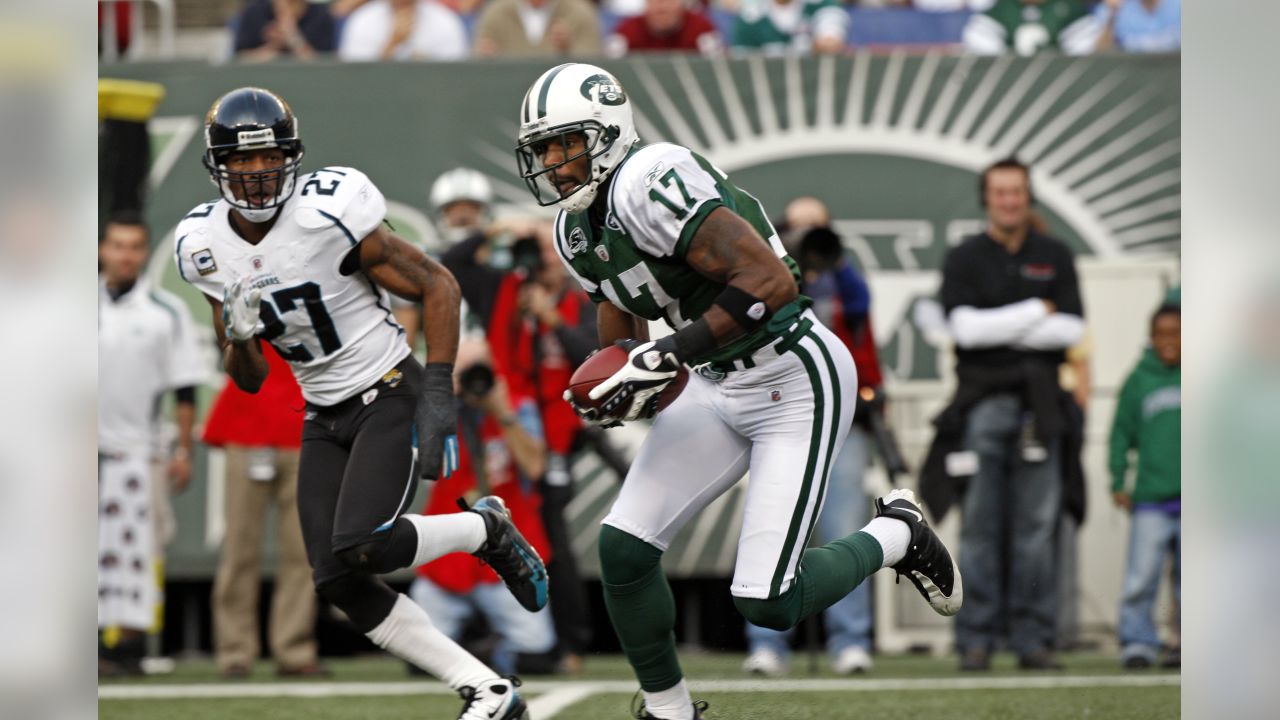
682, 207, 798, 344
682, 210, 741, 285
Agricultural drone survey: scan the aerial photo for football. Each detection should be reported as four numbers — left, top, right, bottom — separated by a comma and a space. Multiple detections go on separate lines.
567, 344, 689, 419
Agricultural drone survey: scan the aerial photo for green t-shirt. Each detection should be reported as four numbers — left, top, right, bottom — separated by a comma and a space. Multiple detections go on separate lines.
731, 0, 848, 55
556, 142, 805, 366
969, 0, 1095, 55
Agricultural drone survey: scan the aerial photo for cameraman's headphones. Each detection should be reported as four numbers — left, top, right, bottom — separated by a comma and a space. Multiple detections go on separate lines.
978, 157, 1036, 208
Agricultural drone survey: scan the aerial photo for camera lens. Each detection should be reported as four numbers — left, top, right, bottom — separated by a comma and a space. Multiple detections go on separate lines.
458, 363, 495, 398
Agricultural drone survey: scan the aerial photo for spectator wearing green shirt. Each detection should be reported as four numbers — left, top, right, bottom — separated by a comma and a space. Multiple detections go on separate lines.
731, 0, 848, 56
963, 0, 1102, 55
1109, 303, 1180, 669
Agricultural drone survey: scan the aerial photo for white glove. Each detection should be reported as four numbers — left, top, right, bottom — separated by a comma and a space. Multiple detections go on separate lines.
222, 277, 264, 342
588, 339, 681, 422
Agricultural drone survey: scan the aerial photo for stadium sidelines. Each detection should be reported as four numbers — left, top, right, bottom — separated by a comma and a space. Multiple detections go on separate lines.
100, 675, 1181, 718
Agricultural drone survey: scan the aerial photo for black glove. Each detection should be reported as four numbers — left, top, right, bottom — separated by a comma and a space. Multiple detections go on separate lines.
415, 363, 459, 481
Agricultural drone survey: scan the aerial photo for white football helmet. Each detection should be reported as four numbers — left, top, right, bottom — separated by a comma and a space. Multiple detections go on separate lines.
429, 167, 493, 214
516, 63, 640, 215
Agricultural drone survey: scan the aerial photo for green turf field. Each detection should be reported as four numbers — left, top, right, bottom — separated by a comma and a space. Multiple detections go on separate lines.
99, 653, 1180, 719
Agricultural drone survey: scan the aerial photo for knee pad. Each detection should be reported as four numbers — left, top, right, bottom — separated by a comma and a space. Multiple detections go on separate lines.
598, 525, 662, 588
734, 588, 803, 632
333, 518, 415, 575
314, 574, 399, 633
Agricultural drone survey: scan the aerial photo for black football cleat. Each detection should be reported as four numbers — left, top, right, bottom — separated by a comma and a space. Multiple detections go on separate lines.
460, 496, 549, 612
456, 676, 528, 720
875, 488, 964, 617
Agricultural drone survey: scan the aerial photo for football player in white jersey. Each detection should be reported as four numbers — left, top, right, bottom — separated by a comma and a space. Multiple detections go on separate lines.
175, 88, 542, 720
515, 64, 964, 720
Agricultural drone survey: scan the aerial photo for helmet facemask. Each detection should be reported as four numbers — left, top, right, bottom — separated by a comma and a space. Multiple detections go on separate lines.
516, 120, 620, 214
203, 139, 305, 224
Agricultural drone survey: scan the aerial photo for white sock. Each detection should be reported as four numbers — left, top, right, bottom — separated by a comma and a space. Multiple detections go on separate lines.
366, 594, 495, 690
643, 679, 694, 720
404, 512, 487, 567
862, 517, 911, 568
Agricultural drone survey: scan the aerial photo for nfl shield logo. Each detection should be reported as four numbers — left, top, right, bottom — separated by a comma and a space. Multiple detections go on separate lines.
251, 256, 263, 270
595, 245, 610, 262
769, 388, 782, 402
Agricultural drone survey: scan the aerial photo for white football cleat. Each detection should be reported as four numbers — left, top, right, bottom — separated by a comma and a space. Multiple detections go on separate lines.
456, 676, 528, 720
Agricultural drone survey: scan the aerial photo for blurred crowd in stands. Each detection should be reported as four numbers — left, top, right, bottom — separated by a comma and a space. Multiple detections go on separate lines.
101, 0, 1180, 62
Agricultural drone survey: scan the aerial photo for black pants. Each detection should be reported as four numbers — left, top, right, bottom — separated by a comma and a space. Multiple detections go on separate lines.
298, 357, 423, 588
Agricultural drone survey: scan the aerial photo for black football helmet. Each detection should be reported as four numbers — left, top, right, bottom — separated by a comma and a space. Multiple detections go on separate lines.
202, 87, 305, 222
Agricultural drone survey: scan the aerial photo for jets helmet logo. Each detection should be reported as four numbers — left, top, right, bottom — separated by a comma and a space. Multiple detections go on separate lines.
580, 74, 626, 106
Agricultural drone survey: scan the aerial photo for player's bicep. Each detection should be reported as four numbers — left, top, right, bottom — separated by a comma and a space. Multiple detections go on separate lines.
685, 207, 793, 292
357, 225, 434, 301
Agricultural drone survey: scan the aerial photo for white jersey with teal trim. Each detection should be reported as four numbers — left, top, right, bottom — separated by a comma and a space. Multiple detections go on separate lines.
174, 166, 409, 407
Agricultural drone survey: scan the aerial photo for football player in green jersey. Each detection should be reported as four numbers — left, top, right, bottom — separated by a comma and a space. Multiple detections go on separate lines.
515, 63, 963, 720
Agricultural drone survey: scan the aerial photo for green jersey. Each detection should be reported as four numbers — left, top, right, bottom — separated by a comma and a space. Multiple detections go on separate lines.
555, 142, 806, 366
731, 0, 849, 55
965, 0, 1100, 56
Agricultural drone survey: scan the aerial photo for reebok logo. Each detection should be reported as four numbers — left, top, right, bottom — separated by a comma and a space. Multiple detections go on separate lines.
644, 162, 665, 186
747, 302, 766, 321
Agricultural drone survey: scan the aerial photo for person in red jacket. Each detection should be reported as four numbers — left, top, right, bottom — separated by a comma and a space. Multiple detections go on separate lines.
203, 344, 325, 678
605, 0, 723, 56
487, 224, 599, 672
411, 337, 557, 676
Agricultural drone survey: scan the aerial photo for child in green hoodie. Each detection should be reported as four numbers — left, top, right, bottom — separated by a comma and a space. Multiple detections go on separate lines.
1109, 303, 1180, 669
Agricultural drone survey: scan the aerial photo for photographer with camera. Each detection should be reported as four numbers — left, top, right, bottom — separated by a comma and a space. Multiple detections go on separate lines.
430, 164, 601, 673
409, 334, 559, 677
488, 220, 599, 674
741, 197, 893, 677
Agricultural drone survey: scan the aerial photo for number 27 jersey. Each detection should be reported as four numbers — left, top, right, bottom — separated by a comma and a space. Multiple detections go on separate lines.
174, 166, 409, 407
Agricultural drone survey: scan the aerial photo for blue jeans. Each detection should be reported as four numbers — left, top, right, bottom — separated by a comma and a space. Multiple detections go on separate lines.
955, 394, 1061, 656
746, 428, 873, 657
1117, 507, 1181, 660
409, 577, 556, 675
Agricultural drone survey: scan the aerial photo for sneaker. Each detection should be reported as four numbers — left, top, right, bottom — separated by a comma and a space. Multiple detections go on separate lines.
631, 694, 709, 720
742, 648, 788, 677
460, 496, 549, 612
958, 647, 991, 672
276, 662, 330, 678
832, 646, 873, 675
1018, 649, 1064, 670
874, 488, 963, 617
219, 663, 252, 680
1123, 655, 1153, 670
457, 676, 528, 720
1120, 644, 1158, 669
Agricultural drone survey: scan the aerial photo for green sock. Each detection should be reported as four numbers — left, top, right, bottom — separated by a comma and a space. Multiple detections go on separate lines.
735, 530, 884, 630
795, 531, 884, 617
599, 525, 683, 691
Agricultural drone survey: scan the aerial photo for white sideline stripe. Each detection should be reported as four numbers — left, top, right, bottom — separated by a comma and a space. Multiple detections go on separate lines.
526, 684, 607, 718
99, 674, 1179, 701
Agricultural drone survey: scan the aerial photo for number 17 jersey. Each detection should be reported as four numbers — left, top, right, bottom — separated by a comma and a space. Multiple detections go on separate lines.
555, 142, 805, 366
174, 166, 409, 407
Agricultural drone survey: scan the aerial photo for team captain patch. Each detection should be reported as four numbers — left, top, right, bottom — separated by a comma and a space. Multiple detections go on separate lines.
192, 248, 218, 276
